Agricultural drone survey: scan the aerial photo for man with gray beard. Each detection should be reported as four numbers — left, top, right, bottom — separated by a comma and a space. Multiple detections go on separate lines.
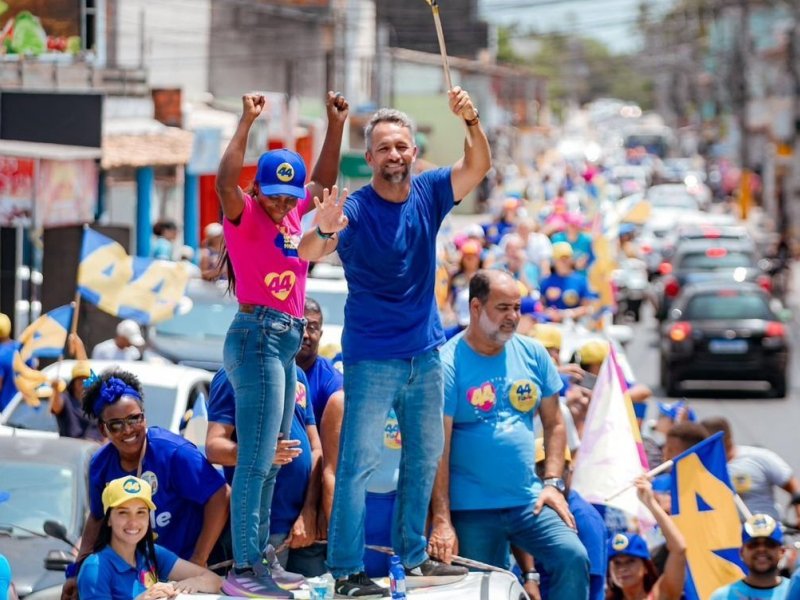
298, 87, 491, 597
429, 270, 590, 599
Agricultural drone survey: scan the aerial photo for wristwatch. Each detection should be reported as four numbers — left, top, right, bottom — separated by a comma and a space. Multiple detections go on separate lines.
542, 477, 566, 494
315, 225, 335, 240
464, 110, 480, 126
524, 570, 540, 584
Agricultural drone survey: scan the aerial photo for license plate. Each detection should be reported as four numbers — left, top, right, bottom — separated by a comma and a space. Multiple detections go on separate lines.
709, 339, 748, 354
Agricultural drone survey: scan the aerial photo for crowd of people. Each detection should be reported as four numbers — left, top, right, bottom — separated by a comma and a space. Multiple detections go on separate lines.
0, 85, 799, 600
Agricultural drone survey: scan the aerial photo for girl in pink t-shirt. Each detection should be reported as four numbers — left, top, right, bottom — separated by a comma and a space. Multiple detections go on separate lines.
215, 92, 348, 596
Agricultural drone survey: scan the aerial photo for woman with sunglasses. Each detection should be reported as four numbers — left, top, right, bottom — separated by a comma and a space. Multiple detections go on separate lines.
62, 369, 229, 600
78, 475, 221, 600
215, 91, 348, 597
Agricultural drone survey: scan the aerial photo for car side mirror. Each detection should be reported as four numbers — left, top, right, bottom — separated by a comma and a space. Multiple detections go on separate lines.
44, 549, 74, 571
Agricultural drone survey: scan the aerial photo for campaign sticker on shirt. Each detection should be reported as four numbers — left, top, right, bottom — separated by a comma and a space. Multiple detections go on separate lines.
295, 381, 307, 409
264, 270, 296, 301
275, 226, 300, 258
140, 565, 158, 588
509, 379, 538, 413
545, 287, 562, 301
732, 473, 751, 494
467, 383, 497, 412
562, 289, 580, 307
140, 471, 158, 496
384, 410, 402, 450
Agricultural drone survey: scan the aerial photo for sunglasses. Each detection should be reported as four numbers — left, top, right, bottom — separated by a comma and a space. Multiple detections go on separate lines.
102, 413, 145, 434
745, 539, 781, 550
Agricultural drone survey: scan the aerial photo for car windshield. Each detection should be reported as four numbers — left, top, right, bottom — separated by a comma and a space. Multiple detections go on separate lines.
0, 462, 74, 537
6, 384, 178, 432
677, 251, 753, 271
650, 195, 698, 211
684, 292, 772, 320
155, 299, 236, 339
310, 290, 347, 326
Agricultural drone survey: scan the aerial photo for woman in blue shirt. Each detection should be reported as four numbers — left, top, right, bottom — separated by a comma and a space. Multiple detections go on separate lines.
78, 476, 220, 600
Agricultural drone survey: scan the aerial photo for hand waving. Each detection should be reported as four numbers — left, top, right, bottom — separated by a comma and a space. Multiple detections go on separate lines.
314, 185, 349, 235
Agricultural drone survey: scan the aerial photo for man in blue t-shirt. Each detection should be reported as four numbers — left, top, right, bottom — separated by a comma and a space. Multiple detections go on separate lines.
710, 514, 790, 599
298, 88, 491, 597
539, 242, 595, 323
429, 270, 589, 599
296, 297, 343, 426
206, 368, 325, 580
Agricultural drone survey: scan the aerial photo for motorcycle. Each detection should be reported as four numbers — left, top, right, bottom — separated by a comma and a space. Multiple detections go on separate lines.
613, 257, 649, 322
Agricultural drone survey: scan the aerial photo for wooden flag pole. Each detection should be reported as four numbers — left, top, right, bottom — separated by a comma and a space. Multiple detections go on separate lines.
423, 0, 472, 146
605, 459, 675, 503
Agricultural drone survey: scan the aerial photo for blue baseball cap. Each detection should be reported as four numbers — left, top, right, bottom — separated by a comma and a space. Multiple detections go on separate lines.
657, 400, 697, 423
608, 532, 650, 560
256, 149, 307, 199
742, 514, 783, 545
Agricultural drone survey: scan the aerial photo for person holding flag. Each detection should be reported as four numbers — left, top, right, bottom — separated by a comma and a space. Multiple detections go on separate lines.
710, 514, 790, 599
215, 89, 348, 598
606, 476, 686, 600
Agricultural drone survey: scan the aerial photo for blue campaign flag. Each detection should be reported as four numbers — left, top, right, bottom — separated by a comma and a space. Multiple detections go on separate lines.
77, 228, 190, 326
18, 304, 74, 362
670, 431, 746, 600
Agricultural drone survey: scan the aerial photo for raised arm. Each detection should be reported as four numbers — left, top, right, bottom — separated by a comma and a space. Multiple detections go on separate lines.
636, 476, 686, 600
297, 185, 348, 262
216, 94, 266, 222
428, 415, 458, 564
306, 92, 349, 205
448, 86, 491, 201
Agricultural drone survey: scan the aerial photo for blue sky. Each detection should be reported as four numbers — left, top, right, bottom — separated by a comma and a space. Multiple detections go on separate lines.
478, 0, 675, 54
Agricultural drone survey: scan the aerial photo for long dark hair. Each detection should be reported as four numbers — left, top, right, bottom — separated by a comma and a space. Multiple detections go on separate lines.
94, 508, 160, 580
605, 557, 660, 600
218, 180, 258, 296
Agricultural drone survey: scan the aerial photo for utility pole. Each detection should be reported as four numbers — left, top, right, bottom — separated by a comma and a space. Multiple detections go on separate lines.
789, 0, 800, 246
733, 0, 751, 219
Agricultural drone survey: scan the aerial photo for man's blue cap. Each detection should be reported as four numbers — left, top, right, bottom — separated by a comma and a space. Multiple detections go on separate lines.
608, 532, 650, 560
256, 149, 307, 199
657, 400, 696, 423
742, 514, 783, 545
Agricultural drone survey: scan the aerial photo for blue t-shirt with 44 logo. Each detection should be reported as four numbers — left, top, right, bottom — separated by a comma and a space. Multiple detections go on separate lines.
441, 333, 562, 511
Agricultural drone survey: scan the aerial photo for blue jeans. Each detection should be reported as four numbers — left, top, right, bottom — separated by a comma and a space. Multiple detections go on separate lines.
452, 504, 590, 600
224, 307, 304, 569
327, 350, 444, 578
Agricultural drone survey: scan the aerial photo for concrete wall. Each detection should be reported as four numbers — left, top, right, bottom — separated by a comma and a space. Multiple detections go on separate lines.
114, 0, 211, 97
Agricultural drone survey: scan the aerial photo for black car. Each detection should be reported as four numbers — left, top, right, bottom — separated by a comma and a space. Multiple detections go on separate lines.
654, 238, 770, 321
146, 279, 237, 371
0, 435, 98, 598
660, 281, 789, 397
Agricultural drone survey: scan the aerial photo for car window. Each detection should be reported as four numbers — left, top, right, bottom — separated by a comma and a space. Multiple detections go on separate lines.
309, 290, 347, 326
684, 292, 772, 320
677, 250, 753, 270
155, 299, 237, 338
6, 383, 179, 433
650, 195, 698, 211
0, 462, 74, 536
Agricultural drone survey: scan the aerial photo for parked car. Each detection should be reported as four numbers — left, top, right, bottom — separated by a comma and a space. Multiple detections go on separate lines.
653, 239, 769, 321
660, 281, 789, 397
146, 279, 236, 371
0, 360, 211, 436
0, 435, 98, 599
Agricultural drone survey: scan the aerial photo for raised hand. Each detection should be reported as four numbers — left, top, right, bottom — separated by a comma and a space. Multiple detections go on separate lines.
326, 91, 349, 125
448, 86, 478, 121
241, 94, 266, 123
314, 185, 349, 235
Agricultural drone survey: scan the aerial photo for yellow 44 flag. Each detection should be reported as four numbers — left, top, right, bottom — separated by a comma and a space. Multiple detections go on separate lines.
77, 228, 190, 325
670, 432, 746, 600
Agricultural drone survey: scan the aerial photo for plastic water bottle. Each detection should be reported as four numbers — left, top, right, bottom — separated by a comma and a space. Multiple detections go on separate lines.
388, 555, 407, 599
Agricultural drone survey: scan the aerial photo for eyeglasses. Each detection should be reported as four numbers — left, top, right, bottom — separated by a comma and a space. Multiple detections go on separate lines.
102, 413, 145, 434
305, 323, 321, 335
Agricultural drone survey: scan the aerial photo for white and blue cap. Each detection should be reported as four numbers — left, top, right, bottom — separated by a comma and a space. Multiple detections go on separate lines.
742, 513, 783, 545
256, 149, 307, 199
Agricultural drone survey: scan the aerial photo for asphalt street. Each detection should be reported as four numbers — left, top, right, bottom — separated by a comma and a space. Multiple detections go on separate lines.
624, 273, 800, 514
